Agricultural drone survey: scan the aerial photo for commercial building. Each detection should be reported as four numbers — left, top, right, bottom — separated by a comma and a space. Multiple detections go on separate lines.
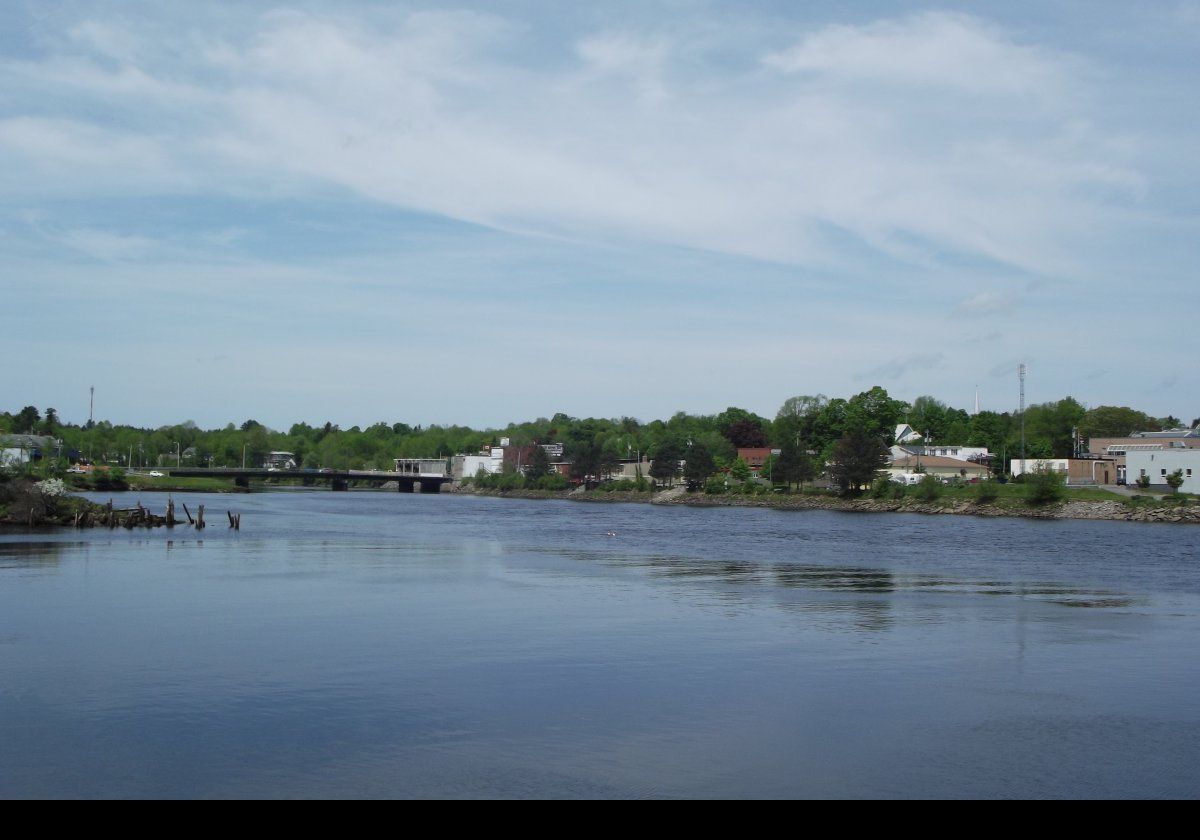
1125, 449, 1200, 493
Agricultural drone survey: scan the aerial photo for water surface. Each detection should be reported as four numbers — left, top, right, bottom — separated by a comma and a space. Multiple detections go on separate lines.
2, 491, 1197, 798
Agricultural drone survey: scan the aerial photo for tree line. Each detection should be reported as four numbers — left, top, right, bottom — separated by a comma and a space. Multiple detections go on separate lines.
3, 391, 1192, 486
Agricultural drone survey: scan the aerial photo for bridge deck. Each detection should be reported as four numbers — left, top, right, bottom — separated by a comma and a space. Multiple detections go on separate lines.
168, 468, 451, 482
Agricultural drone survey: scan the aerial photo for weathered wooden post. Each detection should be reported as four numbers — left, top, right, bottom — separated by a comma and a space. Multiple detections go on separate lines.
196, 505, 205, 530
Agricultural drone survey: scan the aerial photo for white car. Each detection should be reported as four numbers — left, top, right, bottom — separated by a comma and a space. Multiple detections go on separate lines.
148, 471, 164, 477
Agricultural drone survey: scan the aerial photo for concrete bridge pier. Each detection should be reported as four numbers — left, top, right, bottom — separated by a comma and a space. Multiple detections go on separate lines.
397, 481, 415, 493
419, 480, 441, 494
331, 479, 349, 491
235, 476, 250, 489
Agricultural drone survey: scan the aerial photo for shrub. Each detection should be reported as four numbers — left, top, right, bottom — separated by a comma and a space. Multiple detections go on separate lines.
92, 468, 129, 491
496, 472, 525, 491
1025, 466, 1066, 506
1136, 474, 1151, 489
535, 473, 569, 491
914, 473, 942, 502
889, 482, 906, 500
973, 479, 1000, 504
704, 476, 726, 495
1166, 470, 1184, 494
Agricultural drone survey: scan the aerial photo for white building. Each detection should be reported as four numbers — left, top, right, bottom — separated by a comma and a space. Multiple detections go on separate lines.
1009, 459, 1070, 477
891, 444, 989, 463
0, 434, 59, 468
451, 449, 505, 479
393, 458, 450, 478
1125, 449, 1200, 493
894, 424, 923, 444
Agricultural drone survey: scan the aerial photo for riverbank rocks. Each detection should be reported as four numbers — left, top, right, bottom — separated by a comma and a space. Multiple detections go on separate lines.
455, 484, 1200, 524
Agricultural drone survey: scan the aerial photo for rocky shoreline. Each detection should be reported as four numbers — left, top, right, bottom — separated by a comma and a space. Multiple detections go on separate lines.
455, 484, 1200, 524
0, 478, 240, 530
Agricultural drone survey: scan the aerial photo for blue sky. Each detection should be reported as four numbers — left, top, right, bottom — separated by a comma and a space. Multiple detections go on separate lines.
2, 1, 1197, 429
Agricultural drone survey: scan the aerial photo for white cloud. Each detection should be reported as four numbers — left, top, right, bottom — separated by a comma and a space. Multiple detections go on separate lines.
860, 353, 946, 382
956, 290, 1018, 318
54, 228, 157, 261
763, 12, 1068, 100
0, 8, 1148, 277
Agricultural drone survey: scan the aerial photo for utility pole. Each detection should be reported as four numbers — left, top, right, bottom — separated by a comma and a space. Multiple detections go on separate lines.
89, 386, 94, 427
1018, 363, 1027, 478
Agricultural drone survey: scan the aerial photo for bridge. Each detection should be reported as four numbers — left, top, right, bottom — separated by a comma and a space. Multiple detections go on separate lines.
168, 461, 452, 493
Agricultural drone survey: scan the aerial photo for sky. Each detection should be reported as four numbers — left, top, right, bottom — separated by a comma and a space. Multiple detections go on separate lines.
2, 1, 1197, 430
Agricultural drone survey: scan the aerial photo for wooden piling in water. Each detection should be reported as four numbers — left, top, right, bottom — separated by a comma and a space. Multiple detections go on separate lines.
182, 502, 194, 525
196, 505, 205, 530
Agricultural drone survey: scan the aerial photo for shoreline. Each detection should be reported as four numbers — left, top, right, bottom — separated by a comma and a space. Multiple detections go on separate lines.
455, 485, 1200, 524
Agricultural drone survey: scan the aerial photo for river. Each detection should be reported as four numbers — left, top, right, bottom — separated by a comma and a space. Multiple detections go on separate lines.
1, 490, 1197, 798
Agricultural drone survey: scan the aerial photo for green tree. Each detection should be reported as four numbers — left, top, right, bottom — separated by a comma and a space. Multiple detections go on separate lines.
1165, 470, 1185, 494
907, 395, 950, 441
715, 407, 769, 448
13, 406, 39, 434
845, 386, 909, 443
729, 457, 752, 483
775, 438, 816, 490
525, 444, 552, 481
1078, 406, 1159, 440
650, 440, 681, 486
683, 442, 716, 489
1023, 397, 1086, 458
827, 429, 889, 497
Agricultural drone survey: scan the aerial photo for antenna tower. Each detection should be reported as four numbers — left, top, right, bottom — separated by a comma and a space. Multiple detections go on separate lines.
1018, 364, 1027, 477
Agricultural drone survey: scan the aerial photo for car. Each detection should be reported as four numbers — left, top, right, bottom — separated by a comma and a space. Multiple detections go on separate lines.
148, 471, 164, 477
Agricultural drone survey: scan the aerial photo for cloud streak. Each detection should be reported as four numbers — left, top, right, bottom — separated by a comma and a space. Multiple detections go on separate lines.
0, 8, 1147, 275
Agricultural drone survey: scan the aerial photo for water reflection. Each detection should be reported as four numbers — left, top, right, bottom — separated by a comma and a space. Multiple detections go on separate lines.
548, 550, 1139, 613
0, 540, 75, 569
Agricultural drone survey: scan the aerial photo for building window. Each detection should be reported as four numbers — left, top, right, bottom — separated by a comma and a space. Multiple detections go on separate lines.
1162, 469, 1168, 477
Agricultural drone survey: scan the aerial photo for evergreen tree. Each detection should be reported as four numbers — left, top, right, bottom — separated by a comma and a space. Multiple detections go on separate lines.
683, 442, 716, 489
649, 441, 681, 486
827, 430, 889, 497
525, 444, 551, 481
